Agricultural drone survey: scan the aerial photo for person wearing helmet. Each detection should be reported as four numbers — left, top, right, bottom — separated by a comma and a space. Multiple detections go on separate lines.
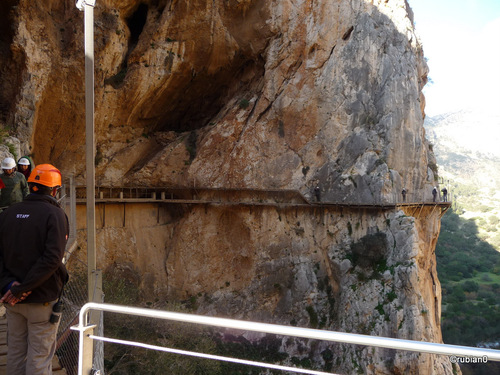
441, 187, 448, 202
0, 164, 69, 375
17, 156, 35, 180
0, 157, 29, 210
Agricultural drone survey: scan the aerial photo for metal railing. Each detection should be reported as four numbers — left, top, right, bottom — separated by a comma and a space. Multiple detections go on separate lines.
68, 185, 453, 214
72, 302, 500, 375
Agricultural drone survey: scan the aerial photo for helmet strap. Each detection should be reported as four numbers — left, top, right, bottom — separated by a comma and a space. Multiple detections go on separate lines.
50, 186, 60, 197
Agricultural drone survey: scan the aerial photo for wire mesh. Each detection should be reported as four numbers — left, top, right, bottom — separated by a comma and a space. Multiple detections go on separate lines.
56, 269, 88, 375
56, 177, 102, 375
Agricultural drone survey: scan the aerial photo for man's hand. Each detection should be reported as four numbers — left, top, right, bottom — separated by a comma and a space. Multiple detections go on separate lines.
0, 281, 31, 306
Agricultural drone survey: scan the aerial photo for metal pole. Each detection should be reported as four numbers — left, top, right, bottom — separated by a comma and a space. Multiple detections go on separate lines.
70, 175, 77, 247
77, 2, 104, 373
84, 0, 96, 304
78, 0, 100, 303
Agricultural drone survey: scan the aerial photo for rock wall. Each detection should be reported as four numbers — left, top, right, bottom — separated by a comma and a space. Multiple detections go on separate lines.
72, 201, 452, 374
1, 0, 456, 373
1, 0, 436, 201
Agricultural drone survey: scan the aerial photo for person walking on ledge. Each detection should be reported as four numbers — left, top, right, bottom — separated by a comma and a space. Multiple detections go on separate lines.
441, 187, 448, 202
432, 186, 438, 202
0, 164, 69, 375
314, 185, 321, 202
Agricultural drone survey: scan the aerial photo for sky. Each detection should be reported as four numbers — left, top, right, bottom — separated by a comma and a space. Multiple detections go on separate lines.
408, 0, 500, 116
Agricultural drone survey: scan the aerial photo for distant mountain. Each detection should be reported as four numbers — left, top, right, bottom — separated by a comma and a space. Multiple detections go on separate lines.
425, 110, 500, 225
424, 110, 500, 375
425, 110, 500, 158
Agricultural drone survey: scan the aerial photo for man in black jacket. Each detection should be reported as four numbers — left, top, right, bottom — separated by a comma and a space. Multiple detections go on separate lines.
0, 164, 68, 375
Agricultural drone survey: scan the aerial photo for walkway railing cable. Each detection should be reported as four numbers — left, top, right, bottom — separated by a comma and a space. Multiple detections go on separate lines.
90, 334, 339, 375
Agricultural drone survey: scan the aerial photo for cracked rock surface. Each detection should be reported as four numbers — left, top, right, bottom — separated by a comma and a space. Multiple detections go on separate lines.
0, 1, 455, 373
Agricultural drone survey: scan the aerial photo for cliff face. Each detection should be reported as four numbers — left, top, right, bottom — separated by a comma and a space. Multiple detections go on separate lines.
72, 200, 450, 374
1, 0, 455, 374
2, 0, 435, 200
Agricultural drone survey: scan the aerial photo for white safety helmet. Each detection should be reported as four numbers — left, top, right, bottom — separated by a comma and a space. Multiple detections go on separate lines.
18, 157, 30, 166
1, 157, 16, 170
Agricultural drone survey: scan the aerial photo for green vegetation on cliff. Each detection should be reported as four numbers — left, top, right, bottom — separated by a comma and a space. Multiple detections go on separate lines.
437, 209, 500, 375
437, 209, 500, 346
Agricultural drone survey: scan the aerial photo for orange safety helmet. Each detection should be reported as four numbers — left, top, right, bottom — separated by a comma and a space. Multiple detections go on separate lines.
27, 164, 62, 188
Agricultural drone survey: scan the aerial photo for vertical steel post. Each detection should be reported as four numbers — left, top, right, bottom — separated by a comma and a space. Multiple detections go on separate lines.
84, 0, 97, 304
77, 324, 96, 375
69, 175, 77, 249
77, 0, 100, 304
77, 1, 103, 373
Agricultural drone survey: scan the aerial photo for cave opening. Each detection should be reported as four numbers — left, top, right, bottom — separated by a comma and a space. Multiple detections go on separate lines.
113, 2, 267, 135
127, 3, 148, 49
0, 0, 21, 125
148, 56, 266, 134
105, 3, 149, 89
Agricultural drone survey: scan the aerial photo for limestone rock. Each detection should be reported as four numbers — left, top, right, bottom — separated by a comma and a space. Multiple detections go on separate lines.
1, 0, 435, 200
0, 0, 456, 374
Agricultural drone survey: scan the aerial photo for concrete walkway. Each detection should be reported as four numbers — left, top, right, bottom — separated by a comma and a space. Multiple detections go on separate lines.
0, 306, 67, 375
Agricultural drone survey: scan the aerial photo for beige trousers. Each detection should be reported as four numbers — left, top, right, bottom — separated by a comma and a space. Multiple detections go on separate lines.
5, 301, 59, 375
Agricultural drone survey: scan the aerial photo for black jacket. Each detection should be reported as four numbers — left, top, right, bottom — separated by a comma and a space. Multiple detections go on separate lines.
0, 193, 69, 303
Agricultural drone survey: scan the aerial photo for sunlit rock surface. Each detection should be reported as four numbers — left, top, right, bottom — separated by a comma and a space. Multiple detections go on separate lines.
0, 0, 456, 373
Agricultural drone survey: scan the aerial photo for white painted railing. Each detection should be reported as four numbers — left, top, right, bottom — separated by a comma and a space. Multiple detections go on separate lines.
71, 302, 500, 375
